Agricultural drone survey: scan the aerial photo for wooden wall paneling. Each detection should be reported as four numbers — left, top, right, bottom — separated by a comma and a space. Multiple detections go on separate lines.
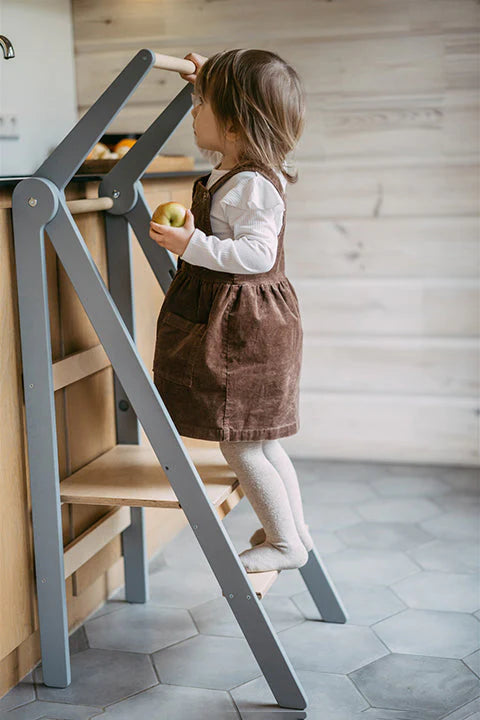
300, 338, 479, 398
300, 89, 479, 162
71, 0, 480, 49
295, 279, 478, 337
284, 217, 479, 279
281, 393, 479, 465
284, 162, 478, 219
69, 4, 479, 466
75, 88, 480, 170
75, 87, 479, 167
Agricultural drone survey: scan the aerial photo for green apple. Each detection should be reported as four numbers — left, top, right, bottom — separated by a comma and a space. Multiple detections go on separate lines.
152, 201, 187, 227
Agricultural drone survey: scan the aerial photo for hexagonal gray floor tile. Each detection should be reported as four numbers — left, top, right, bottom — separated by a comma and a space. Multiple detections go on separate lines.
434, 492, 480, 513
114, 565, 221, 610
99, 683, 239, 719
301, 478, 376, 504
34, 648, 157, 706
158, 525, 213, 571
408, 539, 479, 574
353, 710, 438, 720
87, 599, 126, 622
152, 634, 262, 691
231, 669, 368, 720
291, 582, 406, 626
292, 459, 382, 486
307, 504, 361, 532
277, 621, 388, 674
68, 627, 89, 656
326, 548, 420, 586
268, 568, 310, 597
338, 521, 433, 551
464, 649, 480, 678
441, 697, 480, 719
372, 609, 480, 658
421, 511, 480, 542
0, 671, 35, 713
444, 469, 480, 493
369, 474, 451, 497
310, 530, 346, 555
349, 653, 480, 716
84, 601, 197, 653
391, 571, 480, 613
357, 497, 442, 523
190, 594, 305, 638
2, 701, 102, 719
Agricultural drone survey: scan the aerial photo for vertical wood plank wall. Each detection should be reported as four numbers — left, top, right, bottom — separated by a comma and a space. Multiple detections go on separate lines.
72, 0, 480, 465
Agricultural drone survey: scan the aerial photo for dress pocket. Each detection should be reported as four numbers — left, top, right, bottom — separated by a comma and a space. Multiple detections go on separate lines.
153, 310, 207, 388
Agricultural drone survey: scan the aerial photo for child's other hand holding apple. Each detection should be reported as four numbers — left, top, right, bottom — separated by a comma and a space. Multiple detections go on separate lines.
149, 202, 196, 257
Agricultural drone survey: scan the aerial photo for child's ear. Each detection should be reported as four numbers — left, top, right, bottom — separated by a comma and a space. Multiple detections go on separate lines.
225, 124, 240, 141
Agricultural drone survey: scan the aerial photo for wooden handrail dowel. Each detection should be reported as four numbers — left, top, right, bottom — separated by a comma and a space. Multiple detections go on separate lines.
66, 197, 114, 215
153, 53, 196, 75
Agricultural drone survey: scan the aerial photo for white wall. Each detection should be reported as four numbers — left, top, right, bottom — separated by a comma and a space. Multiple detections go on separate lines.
0, 0, 77, 176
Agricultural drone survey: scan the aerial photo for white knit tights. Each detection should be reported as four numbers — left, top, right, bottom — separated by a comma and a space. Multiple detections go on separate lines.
219, 439, 313, 572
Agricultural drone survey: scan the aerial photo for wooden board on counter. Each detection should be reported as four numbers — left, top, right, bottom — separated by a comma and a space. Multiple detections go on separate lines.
78, 154, 195, 174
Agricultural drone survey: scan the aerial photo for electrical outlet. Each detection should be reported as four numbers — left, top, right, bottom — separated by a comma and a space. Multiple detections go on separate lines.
0, 113, 19, 139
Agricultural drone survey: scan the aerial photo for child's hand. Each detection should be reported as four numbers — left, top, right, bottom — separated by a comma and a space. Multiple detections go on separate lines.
149, 209, 196, 256
179, 53, 208, 84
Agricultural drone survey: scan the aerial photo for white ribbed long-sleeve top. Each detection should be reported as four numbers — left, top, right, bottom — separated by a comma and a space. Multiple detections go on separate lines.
181, 154, 287, 274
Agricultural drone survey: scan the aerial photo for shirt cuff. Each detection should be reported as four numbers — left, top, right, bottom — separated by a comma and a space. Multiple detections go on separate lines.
180, 227, 208, 265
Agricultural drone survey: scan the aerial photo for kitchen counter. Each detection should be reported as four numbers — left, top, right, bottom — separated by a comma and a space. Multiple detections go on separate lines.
0, 169, 206, 186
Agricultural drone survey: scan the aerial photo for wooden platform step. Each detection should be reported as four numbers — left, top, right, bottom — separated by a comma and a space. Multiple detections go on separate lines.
60, 442, 241, 511
60, 440, 279, 599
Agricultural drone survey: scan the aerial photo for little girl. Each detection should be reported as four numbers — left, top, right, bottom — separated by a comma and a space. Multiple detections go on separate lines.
149, 48, 314, 573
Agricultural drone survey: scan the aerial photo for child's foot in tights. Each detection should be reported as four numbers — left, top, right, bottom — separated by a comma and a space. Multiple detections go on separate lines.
250, 524, 313, 552
219, 439, 308, 573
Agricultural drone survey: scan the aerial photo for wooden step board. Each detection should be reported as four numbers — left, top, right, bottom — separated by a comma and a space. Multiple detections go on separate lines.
60, 442, 240, 510
59, 441, 279, 599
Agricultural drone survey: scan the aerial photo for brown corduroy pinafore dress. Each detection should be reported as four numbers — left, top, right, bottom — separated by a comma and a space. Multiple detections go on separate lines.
152, 160, 303, 442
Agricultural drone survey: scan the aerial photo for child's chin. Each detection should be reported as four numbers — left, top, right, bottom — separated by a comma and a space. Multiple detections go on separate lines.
198, 147, 223, 164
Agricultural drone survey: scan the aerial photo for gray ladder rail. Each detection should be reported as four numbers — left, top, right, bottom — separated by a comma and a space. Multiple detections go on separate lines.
12, 176, 308, 711
104, 211, 148, 605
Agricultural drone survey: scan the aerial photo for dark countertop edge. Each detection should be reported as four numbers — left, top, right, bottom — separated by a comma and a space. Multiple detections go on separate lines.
0, 169, 208, 187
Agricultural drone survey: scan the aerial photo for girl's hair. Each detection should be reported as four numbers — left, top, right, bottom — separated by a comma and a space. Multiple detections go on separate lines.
195, 48, 306, 184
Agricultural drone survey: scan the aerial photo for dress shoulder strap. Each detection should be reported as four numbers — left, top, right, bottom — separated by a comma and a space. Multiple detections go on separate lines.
205, 160, 286, 204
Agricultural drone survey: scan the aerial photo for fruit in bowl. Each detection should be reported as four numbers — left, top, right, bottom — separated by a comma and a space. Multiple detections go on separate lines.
113, 138, 137, 157
152, 202, 187, 227
86, 142, 117, 160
